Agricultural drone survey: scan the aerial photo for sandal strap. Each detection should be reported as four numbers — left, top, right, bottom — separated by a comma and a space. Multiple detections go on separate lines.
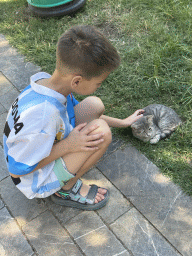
86, 185, 98, 204
69, 184, 98, 205
71, 179, 83, 194
57, 179, 82, 198
57, 179, 100, 205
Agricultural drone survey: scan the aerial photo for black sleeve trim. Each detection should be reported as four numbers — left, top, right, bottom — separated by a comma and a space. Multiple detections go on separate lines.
11, 176, 21, 186
4, 121, 11, 138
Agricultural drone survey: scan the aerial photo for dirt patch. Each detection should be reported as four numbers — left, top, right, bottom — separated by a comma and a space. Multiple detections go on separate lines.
13, 6, 33, 23
94, 20, 121, 39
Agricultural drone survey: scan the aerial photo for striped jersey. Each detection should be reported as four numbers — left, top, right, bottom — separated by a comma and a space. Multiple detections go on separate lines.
3, 72, 78, 183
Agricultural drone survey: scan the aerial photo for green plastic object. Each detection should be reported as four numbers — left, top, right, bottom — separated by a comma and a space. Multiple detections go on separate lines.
28, 0, 86, 17
28, 0, 73, 8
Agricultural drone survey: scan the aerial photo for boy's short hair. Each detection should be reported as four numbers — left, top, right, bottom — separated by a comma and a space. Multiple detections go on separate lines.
57, 25, 120, 79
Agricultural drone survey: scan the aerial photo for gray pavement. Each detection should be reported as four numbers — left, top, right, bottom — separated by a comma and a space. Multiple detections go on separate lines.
0, 34, 191, 256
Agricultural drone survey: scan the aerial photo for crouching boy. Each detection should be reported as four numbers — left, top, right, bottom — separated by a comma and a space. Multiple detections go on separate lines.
3, 25, 143, 210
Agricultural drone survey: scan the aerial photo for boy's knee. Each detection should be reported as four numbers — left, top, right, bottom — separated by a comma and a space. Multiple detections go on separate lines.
86, 96, 105, 116
94, 119, 112, 145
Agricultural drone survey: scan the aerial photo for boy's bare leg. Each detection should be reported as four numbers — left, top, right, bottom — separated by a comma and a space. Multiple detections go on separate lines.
74, 96, 105, 125
57, 97, 110, 204
60, 118, 112, 203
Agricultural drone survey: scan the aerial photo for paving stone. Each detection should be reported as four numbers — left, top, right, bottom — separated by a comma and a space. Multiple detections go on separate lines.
0, 112, 7, 145
127, 189, 192, 256
152, 192, 192, 256
0, 207, 33, 256
65, 211, 128, 256
99, 136, 124, 161
75, 226, 130, 256
110, 208, 181, 256
0, 104, 7, 114
115, 251, 131, 256
0, 198, 4, 210
0, 71, 14, 96
0, 34, 10, 54
0, 35, 41, 91
44, 196, 83, 225
0, 87, 19, 110
82, 167, 132, 224
97, 145, 192, 256
0, 145, 9, 181
65, 211, 104, 239
45, 167, 131, 226
23, 210, 82, 256
97, 144, 160, 199
0, 176, 48, 226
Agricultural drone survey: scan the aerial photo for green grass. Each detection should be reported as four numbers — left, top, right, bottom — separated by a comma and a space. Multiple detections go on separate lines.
1, 0, 192, 194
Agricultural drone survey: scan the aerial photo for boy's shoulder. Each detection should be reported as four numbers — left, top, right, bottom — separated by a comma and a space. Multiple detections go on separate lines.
16, 72, 67, 114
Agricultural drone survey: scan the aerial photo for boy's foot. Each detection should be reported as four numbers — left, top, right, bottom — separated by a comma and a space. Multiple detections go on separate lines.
51, 179, 109, 211
56, 183, 107, 204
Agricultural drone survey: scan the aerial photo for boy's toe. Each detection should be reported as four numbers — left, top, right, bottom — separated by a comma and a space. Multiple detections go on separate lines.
98, 187, 107, 195
94, 189, 106, 203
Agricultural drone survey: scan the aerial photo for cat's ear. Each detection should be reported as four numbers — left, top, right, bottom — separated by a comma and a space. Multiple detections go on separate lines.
131, 116, 145, 128
131, 122, 138, 129
146, 115, 153, 124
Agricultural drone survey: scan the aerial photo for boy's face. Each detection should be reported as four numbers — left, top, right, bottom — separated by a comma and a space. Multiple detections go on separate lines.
72, 72, 110, 95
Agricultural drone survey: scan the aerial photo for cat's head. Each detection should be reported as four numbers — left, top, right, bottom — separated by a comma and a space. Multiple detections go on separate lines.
131, 115, 156, 142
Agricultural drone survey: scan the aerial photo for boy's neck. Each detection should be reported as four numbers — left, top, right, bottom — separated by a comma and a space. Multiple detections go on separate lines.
36, 69, 73, 97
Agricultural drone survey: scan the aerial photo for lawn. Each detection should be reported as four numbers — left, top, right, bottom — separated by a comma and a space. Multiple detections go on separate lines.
0, 0, 192, 195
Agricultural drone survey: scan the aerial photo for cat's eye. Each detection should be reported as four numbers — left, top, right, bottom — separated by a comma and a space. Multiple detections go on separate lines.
148, 128, 152, 131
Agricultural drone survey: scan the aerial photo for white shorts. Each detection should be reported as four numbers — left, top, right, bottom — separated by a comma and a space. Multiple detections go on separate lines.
14, 158, 75, 199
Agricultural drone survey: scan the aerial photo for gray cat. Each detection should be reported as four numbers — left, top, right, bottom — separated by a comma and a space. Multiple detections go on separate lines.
131, 104, 182, 144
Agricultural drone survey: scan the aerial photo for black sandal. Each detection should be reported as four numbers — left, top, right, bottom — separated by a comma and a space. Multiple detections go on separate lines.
51, 179, 109, 211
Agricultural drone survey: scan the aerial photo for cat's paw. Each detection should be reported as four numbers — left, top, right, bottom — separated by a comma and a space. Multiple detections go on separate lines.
161, 130, 171, 138
150, 139, 159, 144
160, 133, 166, 139
150, 135, 160, 144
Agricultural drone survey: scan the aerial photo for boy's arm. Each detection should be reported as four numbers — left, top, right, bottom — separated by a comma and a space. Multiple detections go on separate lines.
100, 109, 144, 128
10, 138, 72, 178
10, 122, 104, 178
34, 123, 104, 170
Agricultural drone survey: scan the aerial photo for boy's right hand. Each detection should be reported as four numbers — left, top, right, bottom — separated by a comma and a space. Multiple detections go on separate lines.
66, 123, 104, 152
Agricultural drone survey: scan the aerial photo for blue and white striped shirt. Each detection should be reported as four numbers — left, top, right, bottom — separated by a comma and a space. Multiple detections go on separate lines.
3, 72, 78, 198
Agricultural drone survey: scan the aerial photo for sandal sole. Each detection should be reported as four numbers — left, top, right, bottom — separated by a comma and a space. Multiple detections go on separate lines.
50, 189, 109, 211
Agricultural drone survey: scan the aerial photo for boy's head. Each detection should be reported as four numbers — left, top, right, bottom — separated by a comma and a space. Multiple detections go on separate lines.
56, 25, 120, 80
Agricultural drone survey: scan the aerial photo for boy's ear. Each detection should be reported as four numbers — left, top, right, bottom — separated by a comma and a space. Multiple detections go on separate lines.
71, 75, 83, 88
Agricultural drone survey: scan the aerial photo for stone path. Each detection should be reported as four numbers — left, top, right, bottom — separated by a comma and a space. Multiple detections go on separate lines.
0, 34, 191, 256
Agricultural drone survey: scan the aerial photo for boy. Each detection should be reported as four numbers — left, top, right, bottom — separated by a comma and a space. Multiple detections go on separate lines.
3, 25, 144, 211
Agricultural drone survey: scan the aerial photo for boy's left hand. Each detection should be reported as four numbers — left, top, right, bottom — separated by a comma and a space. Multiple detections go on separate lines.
122, 109, 144, 127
